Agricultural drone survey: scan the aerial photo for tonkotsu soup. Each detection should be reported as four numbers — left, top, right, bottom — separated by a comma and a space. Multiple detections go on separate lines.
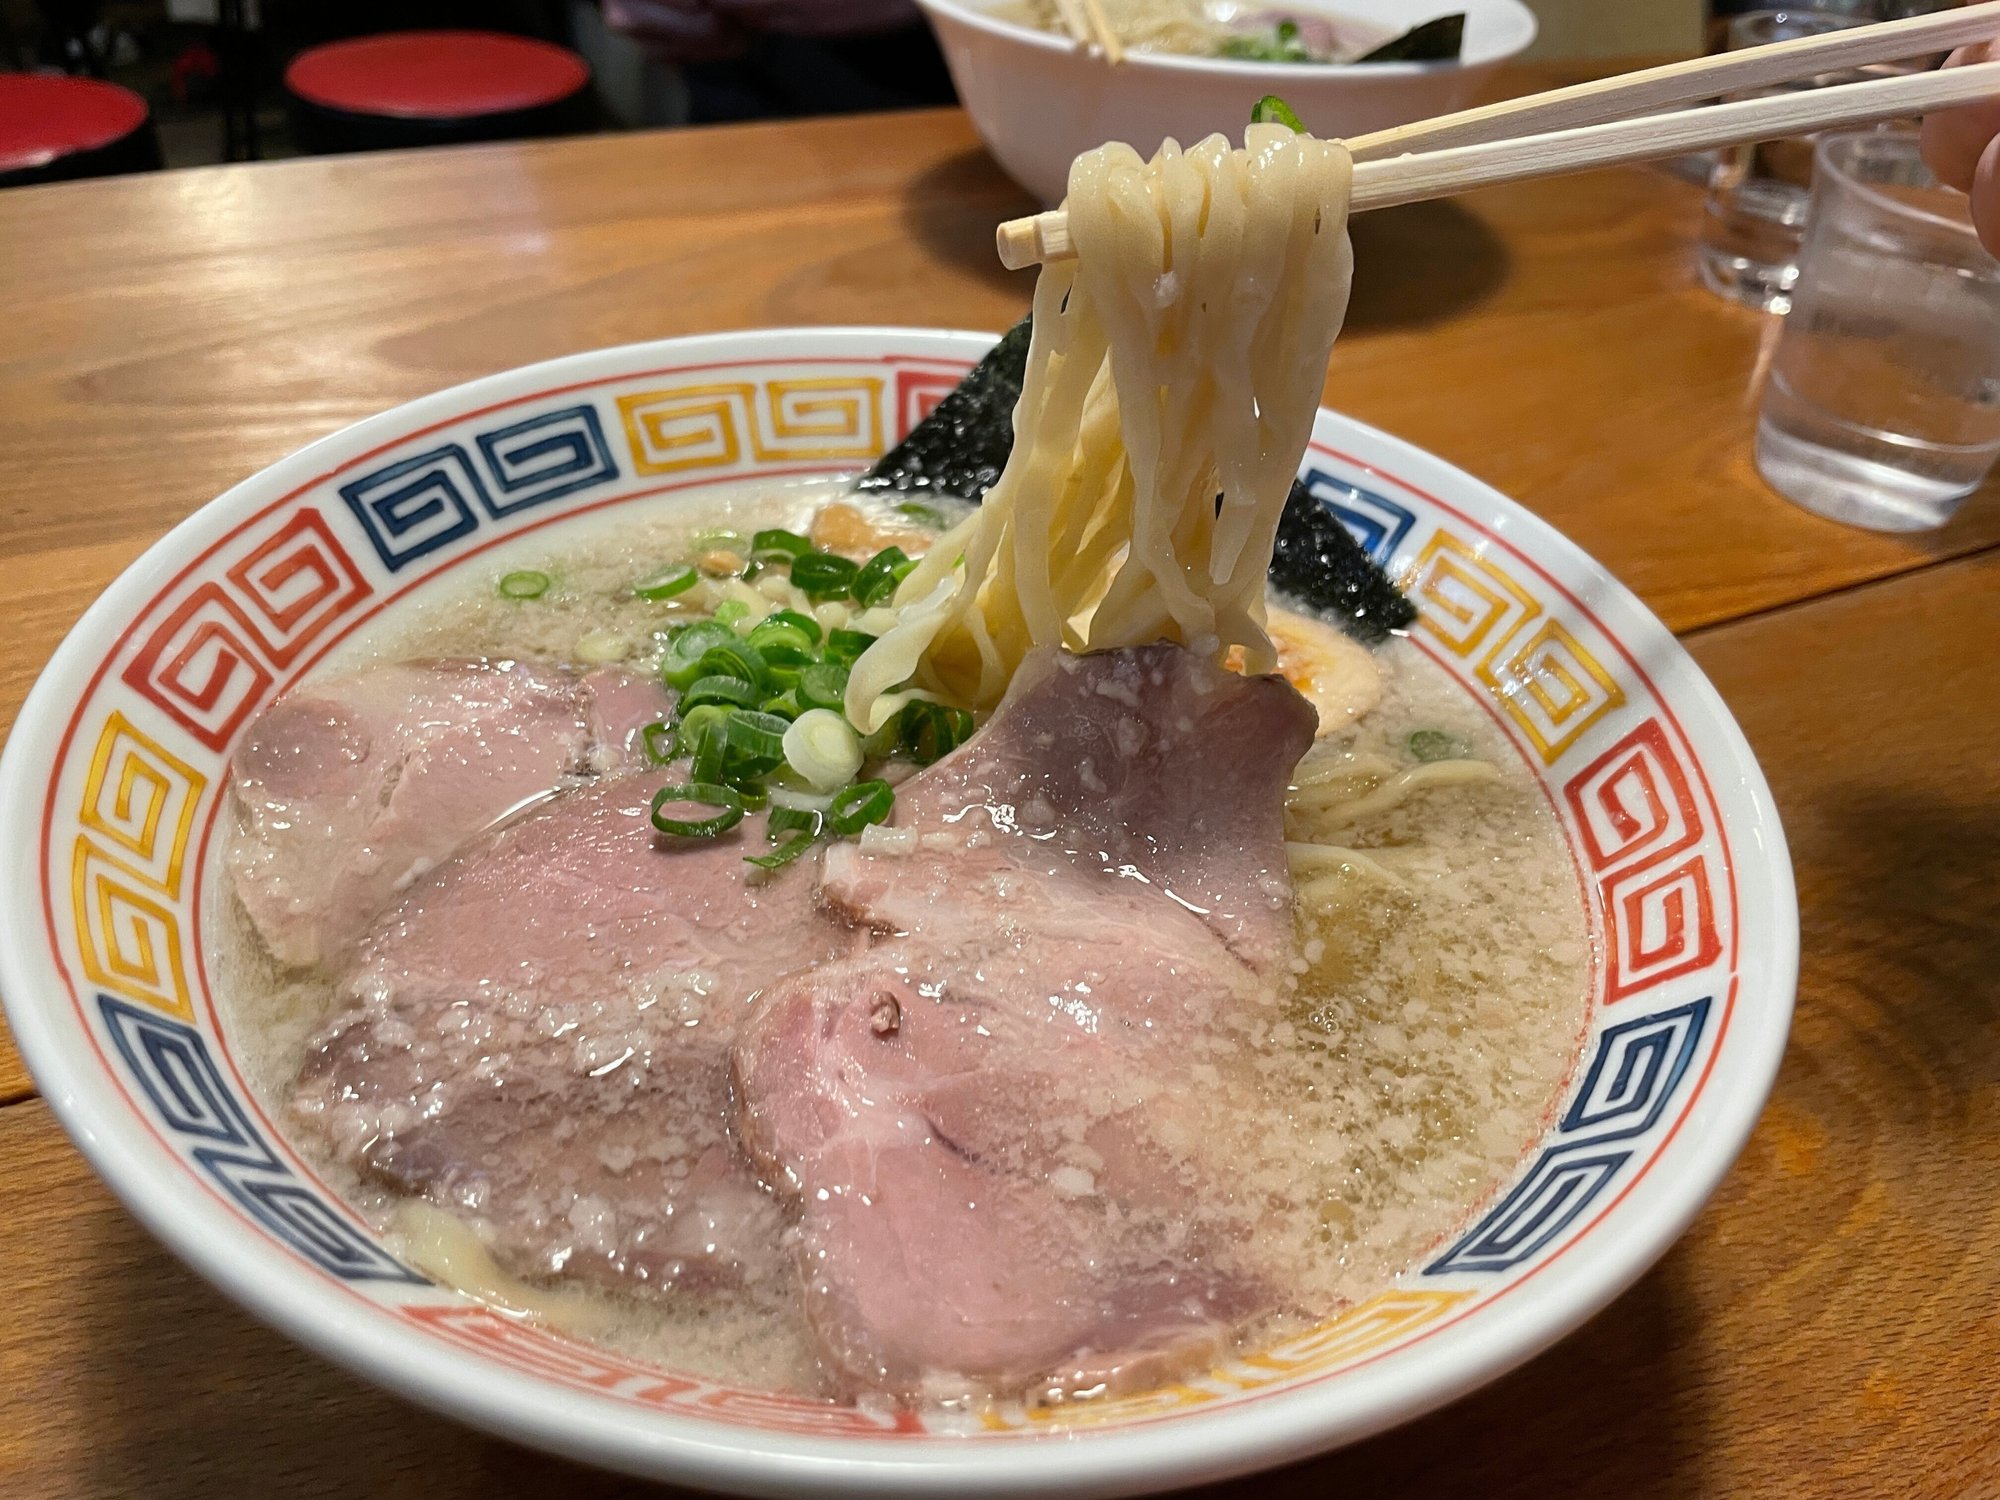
206, 123, 1591, 1411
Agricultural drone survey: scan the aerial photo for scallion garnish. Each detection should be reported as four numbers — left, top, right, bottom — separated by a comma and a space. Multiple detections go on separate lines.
895, 501, 945, 528
853, 546, 916, 608
789, 551, 860, 601
650, 782, 744, 839
769, 806, 824, 840
640, 720, 678, 766
1250, 94, 1306, 133
823, 628, 877, 665
682, 675, 764, 712
763, 607, 823, 645
761, 690, 801, 720
697, 637, 767, 685
827, 779, 894, 835
797, 661, 849, 713
745, 618, 817, 666
1409, 729, 1471, 763
784, 708, 863, 792
899, 701, 976, 765
634, 564, 699, 600
751, 528, 812, 563
661, 620, 738, 690
498, 570, 551, 600
714, 599, 752, 628
724, 710, 790, 779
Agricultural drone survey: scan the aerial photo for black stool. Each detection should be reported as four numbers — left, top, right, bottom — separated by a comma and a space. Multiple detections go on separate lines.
283, 29, 593, 155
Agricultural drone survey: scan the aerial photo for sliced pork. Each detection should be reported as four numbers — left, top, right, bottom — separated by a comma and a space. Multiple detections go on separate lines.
294, 772, 848, 1291
734, 645, 1317, 1397
228, 659, 670, 967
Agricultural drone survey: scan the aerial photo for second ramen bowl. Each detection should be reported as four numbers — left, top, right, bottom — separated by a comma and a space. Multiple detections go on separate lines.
916, 0, 1540, 204
0, 326, 1793, 1497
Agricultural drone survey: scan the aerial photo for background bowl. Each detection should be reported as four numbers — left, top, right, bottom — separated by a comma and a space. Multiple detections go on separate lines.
0, 326, 1793, 1497
915, 0, 1540, 204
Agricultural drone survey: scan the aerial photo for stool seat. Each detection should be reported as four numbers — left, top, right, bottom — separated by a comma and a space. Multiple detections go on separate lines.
0, 75, 162, 187
284, 31, 593, 154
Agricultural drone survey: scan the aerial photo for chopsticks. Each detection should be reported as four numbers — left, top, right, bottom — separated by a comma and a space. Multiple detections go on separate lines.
1348, 0, 2000, 160
1053, 0, 1123, 65
995, 9, 2000, 270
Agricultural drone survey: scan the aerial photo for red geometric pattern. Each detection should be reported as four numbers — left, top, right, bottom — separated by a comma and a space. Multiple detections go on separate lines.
1602, 854, 1723, 1001
893, 366, 967, 440
1562, 718, 1720, 1002
120, 509, 371, 750
402, 1305, 928, 1437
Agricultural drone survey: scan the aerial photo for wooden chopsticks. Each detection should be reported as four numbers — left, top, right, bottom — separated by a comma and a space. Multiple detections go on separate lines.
1053, 0, 1123, 65
1347, 0, 2000, 160
995, 6, 2000, 270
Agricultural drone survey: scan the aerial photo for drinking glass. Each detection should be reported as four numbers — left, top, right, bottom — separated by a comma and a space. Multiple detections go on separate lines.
1755, 131, 2000, 532
1698, 10, 1878, 312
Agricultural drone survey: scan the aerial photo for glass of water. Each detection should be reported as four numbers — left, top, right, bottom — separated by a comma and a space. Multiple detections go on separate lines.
1756, 130, 2000, 532
1698, 10, 1874, 312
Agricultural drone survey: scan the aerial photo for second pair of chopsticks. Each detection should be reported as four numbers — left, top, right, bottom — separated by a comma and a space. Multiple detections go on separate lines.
996, 3, 2000, 270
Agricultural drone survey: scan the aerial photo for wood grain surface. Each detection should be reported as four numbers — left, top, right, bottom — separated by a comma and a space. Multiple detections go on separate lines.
0, 76, 1995, 1498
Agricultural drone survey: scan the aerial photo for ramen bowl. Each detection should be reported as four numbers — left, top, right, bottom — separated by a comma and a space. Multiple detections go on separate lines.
916, 0, 1539, 204
0, 326, 1794, 1497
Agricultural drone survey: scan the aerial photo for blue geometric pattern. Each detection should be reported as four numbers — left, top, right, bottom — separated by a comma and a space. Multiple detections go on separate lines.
339, 444, 489, 571
1561, 997, 1711, 1140
1425, 996, 1714, 1277
473, 404, 618, 514
98, 996, 424, 1284
1301, 467, 1417, 564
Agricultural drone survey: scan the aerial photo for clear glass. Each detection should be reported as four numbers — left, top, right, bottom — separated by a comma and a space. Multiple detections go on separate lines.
1756, 131, 2000, 531
1699, 10, 1876, 312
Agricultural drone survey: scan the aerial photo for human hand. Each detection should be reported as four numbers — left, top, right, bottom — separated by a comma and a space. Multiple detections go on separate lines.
603, 0, 920, 61
1918, 42, 2000, 255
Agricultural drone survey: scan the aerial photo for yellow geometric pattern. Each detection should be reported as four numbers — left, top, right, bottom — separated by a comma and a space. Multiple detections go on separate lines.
617, 376, 884, 476
70, 713, 206, 1020
977, 1288, 1471, 1430
1479, 617, 1627, 765
1407, 529, 1542, 660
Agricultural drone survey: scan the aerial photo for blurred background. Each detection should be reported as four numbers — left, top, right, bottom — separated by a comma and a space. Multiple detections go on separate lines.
0, 0, 1711, 169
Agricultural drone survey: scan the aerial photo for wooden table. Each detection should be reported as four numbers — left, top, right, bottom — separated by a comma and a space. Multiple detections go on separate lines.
2, 79, 1996, 1500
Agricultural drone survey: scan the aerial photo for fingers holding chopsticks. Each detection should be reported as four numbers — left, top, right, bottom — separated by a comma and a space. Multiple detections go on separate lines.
1919, 42, 2000, 254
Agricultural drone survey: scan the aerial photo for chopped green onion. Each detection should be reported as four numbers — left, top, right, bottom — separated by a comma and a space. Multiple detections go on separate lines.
692, 529, 748, 556
761, 690, 801, 720
640, 721, 678, 766
498, 570, 551, 600
769, 806, 824, 840
733, 782, 770, 811
661, 621, 739, 690
824, 628, 877, 665
1409, 729, 1472, 763
745, 618, 817, 666
724, 710, 790, 778
827, 779, 894, 836
797, 662, 850, 713
1251, 94, 1306, 132
854, 546, 916, 608
789, 551, 860, 601
895, 502, 945, 528
685, 714, 729, 784
764, 607, 823, 645
634, 564, 699, 601
683, 675, 764, 711
784, 708, 864, 792
751, 528, 812, 563
697, 637, 767, 686
899, 701, 976, 765
650, 782, 744, 839
746, 830, 818, 872
714, 599, 752, 628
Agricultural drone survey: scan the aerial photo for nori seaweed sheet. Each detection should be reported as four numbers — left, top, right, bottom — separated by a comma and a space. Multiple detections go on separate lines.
857, 316, 1415, 642
856, 317, 1033, 501
1355, 13, 1465, 63
1269, 480, 1417, 642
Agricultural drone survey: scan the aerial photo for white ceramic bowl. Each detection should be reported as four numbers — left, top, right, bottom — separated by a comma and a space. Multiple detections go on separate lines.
917, 0, 1540, 204
0, 326, 1794, 1497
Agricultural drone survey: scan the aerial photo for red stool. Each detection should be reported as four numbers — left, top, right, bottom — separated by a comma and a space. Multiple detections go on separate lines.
283, 30, 593, 156
0, 74, 162, 188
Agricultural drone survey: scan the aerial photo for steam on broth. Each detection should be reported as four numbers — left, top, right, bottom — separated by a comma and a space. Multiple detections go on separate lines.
208, 123, 1590, 1410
